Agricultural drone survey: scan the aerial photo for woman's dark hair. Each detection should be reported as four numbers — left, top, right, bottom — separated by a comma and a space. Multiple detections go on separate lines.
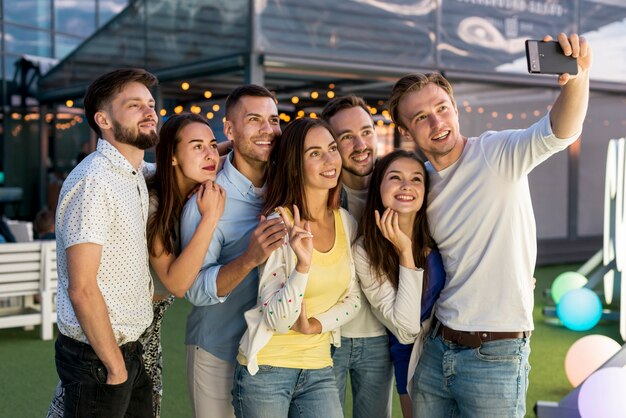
147, 113, 212, 256
358, 150, 436, 292
263, 117, 341, 220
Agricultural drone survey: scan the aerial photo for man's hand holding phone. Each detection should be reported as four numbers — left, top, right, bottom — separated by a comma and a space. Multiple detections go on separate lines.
526, 33, 591, 86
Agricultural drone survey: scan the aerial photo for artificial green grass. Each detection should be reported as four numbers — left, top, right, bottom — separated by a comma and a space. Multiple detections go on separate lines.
0, 263, 622, 417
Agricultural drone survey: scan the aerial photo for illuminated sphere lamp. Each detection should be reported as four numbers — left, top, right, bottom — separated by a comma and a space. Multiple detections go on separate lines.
556, 288, 602, 331
564, 335, 621, 387
578, 367, 626, 418
551, 271, 588, 304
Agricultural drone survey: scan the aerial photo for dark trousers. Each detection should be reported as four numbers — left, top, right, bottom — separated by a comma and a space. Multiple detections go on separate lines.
55, 333, 153, 418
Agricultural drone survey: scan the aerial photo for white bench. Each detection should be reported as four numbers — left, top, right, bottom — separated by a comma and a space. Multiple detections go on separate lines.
0, 241, 57, 340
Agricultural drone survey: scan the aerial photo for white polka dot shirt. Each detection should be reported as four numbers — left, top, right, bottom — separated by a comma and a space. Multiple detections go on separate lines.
56, 139, 154, 345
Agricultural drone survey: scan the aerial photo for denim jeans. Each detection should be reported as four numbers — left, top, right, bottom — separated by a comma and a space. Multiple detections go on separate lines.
55, 333, 153, 418
232, 362, 343, 418
331, 335, 393, 418
412, 328, 531, 418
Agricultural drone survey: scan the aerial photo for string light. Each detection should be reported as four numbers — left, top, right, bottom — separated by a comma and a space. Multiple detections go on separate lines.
310, 91, 319, 99
204, 90, 213, 99
174, 105, 183, 114
159, 109, 167, 116
181, 82, 190, 91
291, 96, 299, 104
206, 112, 214, 119
327, 91, 335, 99
212, 104, 220, 112
65, 100, 74, 108
191, 105, 201, 114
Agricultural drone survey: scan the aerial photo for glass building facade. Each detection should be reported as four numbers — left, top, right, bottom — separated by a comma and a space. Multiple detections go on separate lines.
1, 0, 128, 218
1, 0, 625, 263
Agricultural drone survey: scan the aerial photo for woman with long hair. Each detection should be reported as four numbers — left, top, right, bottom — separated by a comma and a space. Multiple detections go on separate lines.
233, 117, 361, 418
354, 150, 445, 418
144, 113, 225, 417
47, 113, 225, 418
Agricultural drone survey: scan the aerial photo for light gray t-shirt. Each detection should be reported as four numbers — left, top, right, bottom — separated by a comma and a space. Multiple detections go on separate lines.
427, 114, 579, 332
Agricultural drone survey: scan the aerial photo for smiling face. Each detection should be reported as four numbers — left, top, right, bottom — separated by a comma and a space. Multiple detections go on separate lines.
224, 95, 281, 168
172, 122, 219, 187
380, 157, 426, 214
328, 106, 377, 183
303, 126, 343, 195
105, 81, 158, 150
396, 83, 463, 170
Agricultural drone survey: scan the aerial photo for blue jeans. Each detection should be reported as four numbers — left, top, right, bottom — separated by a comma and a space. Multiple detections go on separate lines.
412, 327, 531, 418
332, 335, 393, 418
232, 362, 343, 418
55, 333, 152, 418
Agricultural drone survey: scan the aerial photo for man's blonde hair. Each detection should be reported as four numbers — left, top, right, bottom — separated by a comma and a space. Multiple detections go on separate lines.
388, 73, 456, 129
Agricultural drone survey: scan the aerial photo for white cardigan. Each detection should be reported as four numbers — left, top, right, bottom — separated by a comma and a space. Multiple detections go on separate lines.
353, 237, 434, 396
239, 208, 362, 375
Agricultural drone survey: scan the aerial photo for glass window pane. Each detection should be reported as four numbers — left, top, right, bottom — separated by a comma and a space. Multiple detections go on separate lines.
55, 34, 84, 59
4, 24, 52, 57
4, 0, 51, 29
4, 55, 20, 81
55, 0, 96, 37
99, 0, 128, 27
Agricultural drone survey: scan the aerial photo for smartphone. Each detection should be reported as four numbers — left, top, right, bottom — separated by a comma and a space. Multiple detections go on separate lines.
525, 40, 578, 75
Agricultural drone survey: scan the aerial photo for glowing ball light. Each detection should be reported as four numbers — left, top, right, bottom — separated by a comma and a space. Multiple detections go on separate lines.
556, 288, 602, 331
564, 335, 621, 387
551, 271, 588, 304
578, 367, 626, 418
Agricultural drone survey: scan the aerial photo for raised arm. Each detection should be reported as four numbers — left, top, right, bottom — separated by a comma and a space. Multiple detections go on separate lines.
150, 181, 225, 297
353, 241, 422, 343
292, 208, 362, 334
66, 243, 126, 384
548, 32, 592, 139
260, 206, 314, 332
214, 215, 286, 296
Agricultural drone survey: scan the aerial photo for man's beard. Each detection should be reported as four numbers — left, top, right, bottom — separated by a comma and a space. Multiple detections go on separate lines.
112, 119, 158, 150
343, 151, 374, 177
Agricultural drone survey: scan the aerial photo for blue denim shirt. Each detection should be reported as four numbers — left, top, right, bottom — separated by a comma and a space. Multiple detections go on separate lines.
181, 152, 265, 363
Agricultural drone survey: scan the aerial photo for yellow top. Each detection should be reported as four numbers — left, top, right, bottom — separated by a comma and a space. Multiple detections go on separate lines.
243, 209, 351, 369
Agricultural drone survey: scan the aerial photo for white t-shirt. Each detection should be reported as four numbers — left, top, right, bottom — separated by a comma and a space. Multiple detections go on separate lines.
343, 185, 368, 224
56, 139, 154, 345
341, 183, 386, 338
428, 115, 579, 332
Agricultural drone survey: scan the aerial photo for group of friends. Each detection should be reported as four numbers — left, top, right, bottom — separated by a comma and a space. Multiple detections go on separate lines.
47, 32, 591, 418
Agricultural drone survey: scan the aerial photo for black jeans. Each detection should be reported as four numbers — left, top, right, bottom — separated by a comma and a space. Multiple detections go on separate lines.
55, 333, 153, 418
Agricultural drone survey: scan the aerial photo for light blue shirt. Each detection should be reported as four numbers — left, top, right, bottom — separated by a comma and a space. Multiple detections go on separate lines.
181, 153, 265, 363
